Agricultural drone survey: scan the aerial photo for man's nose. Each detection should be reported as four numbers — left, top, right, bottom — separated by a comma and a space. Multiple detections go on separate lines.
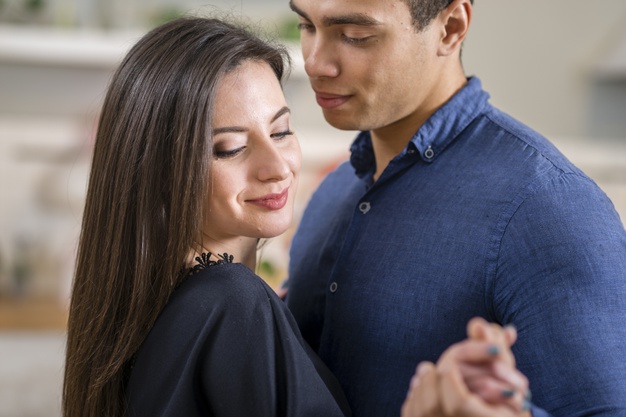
303, 37, 340, 79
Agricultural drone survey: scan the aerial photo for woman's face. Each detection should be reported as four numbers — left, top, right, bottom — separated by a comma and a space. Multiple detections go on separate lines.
202, 60, 301, 249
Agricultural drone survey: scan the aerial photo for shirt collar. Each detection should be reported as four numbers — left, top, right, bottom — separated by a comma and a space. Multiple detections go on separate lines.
350, 77, 490, 178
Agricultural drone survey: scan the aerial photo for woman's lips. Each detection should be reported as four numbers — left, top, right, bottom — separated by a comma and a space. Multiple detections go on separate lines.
315, 92, 351, 109
246, 188, 289, 210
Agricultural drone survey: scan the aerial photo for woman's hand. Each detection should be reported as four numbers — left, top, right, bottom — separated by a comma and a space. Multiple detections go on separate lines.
460, 318, 528, 408
400, 318, 531, 417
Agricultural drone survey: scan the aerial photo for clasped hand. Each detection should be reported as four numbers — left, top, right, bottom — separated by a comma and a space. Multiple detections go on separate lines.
401, 318, 531, 417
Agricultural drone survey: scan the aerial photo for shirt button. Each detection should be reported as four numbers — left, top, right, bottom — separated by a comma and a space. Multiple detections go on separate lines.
359, 202, 371, 214
329, 282, 338, 293
407, 148, 415, 155
424, 146, 435, 159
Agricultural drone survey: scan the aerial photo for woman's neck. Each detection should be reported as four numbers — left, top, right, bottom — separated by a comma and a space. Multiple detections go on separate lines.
189, 236, 258, 270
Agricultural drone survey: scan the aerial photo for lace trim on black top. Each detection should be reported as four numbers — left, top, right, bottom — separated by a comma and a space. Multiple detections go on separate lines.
187, 252, 234, 276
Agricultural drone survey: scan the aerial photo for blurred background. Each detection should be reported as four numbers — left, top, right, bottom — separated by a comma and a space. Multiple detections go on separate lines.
1, 0, 625, 415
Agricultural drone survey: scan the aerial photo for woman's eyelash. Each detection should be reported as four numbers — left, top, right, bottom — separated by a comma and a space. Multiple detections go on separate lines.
214, 147, 245, 159
271, 130, 294, 139
214, 131, 293, 158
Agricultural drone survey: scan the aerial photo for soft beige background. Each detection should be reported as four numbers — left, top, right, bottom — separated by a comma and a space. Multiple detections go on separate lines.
0, 1, 625, 416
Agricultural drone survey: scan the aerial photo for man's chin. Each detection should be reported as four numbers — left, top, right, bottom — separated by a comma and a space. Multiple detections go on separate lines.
321, 110, 363, 131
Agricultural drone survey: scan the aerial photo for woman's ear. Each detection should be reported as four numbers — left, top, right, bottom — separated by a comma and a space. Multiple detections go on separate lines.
437, 0, 472, 57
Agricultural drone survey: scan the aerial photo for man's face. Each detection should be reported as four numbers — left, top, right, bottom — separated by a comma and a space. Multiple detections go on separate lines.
290, 0, 443, 133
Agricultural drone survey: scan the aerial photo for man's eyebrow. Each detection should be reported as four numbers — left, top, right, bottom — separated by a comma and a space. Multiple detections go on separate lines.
322, 13, 381, 27
289, 1, 310, 21
289, 1, 381, 27
212, 107, 290, 135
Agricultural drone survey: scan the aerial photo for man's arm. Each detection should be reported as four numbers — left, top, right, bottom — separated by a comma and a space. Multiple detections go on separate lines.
495, 173, 626, 416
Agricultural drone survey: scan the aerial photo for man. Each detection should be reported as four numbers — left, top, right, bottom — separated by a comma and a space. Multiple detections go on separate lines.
285, 0, 626, 416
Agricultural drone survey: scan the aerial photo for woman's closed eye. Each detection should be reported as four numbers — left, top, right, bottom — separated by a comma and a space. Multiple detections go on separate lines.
213, 130, 292, 159
214, 146, 245, 159
270, 130, 294, 140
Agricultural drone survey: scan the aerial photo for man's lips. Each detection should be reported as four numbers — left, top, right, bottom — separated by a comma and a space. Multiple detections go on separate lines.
246, 188, 289, 210
314, 92, 352, 109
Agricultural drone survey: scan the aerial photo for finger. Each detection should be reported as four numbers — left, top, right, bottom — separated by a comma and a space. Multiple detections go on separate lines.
437, 361, 470, 416
503, 324, 517, 347
488, 322, 508, 347
465, 375, 528, 411
440, 339, 520, 407
457, 361, 528, 411
439, 339, 503, 366
469, 319, 518, 369
466, 317, 490, 341
467, 317, 517, 351
415, 362, 442, 416
439, 365, 520, 417
491, 360, 528, 391
458, 361, 528, 392
468, 318, 509, 348
401, 362, 442, 417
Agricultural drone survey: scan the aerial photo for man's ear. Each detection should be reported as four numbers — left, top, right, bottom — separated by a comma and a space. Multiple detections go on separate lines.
437, 0, 472, 57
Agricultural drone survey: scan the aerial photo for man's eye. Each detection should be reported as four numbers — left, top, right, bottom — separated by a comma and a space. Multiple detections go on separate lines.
342, 34, 372, 45
297, 22, 314, 32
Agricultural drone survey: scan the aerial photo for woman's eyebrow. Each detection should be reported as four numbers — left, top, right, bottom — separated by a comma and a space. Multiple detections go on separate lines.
272, 106, 291, 123
213, 126, 247, 135
212, 107, 290, 135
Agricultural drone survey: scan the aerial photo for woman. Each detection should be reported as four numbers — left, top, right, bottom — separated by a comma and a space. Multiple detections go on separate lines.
63, 17, 528, 417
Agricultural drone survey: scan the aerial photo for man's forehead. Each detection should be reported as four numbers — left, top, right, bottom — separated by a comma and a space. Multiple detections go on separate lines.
289, 0, 405, 25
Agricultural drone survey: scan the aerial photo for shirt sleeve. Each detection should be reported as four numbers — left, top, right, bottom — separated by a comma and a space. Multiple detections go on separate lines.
197, 269, 349, 417
494, 172, 626, 416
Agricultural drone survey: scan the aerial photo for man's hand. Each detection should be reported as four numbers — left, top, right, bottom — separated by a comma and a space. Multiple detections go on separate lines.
401, 318, 531, 417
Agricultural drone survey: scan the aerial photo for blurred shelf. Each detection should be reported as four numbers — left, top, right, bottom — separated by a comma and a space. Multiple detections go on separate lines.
0, 24, 141, 68
0, 296, 67, 330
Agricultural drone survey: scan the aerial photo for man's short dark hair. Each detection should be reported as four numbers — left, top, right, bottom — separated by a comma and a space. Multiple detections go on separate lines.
402, 0, 474, 31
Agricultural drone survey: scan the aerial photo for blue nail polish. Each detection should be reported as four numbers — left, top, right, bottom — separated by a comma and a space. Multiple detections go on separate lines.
487, 345, 499, 356
525, 389, 532, 401
501, 389, 515, 398
522, 399, 531, 411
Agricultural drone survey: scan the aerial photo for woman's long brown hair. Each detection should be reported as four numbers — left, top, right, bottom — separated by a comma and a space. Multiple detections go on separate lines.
63, 17, 289, 417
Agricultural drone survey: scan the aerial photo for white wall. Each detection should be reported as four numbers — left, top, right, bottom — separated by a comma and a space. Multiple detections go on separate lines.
463, 0, 626, 140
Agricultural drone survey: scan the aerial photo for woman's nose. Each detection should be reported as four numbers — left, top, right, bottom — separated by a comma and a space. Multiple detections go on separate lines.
256, 140, 291, 182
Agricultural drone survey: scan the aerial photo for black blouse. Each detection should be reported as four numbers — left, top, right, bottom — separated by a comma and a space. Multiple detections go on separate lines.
126, 259, 350, 417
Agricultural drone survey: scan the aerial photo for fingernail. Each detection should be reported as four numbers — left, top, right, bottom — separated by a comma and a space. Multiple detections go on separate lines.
501, 389, 515, 398
487, 344, 500, 356
525, 389, 532, 401
504, 323, 517, 331
522, 399, 531, 411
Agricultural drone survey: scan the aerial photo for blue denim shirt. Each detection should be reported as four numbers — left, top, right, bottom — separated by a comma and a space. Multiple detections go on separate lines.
287, 77, 626, 417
